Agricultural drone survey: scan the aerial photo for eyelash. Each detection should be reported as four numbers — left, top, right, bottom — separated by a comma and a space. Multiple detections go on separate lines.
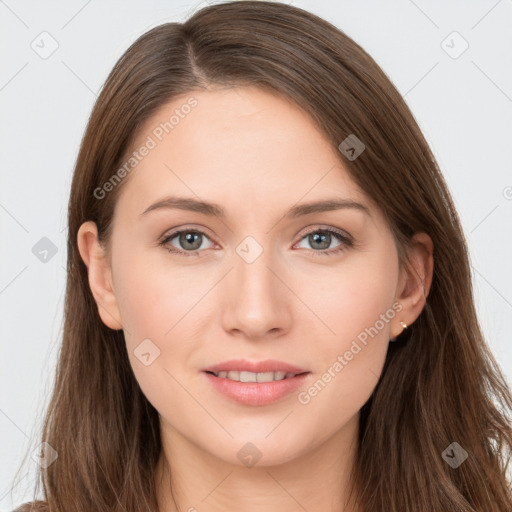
159, 226, 353, 258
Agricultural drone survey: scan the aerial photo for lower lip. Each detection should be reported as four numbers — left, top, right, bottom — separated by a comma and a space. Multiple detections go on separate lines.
203, 371, 310, 406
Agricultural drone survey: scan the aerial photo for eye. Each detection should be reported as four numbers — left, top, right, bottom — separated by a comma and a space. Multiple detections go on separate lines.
159, 229, 214, 257
294, 228, 353, 256
159, 226, 353, 258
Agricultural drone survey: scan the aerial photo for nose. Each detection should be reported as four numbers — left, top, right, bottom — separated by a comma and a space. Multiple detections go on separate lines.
220, 240, 293, 341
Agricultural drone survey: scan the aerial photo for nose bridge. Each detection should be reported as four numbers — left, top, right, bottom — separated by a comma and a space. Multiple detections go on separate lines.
221, 233, 291, 338
236, 237, 275, 296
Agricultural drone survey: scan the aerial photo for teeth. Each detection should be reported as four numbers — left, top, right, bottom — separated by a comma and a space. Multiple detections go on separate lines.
214, 370, 295, 382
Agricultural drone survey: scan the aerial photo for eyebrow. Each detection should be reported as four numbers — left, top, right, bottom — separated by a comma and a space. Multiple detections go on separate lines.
139, 196, 370, 219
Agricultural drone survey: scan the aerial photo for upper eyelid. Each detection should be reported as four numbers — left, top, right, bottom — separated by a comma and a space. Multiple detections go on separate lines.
160, 225, 217, 245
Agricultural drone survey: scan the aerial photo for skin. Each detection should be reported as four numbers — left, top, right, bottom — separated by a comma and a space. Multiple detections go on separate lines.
77, 86, 433, 512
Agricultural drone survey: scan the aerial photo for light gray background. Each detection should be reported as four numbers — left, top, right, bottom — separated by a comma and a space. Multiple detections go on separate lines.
1, 0, 511, 509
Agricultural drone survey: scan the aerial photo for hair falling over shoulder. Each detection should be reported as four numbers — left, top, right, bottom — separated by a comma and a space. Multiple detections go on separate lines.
11, 1, 512, 511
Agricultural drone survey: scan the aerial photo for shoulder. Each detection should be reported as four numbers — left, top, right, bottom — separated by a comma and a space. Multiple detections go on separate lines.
12, 501, 49, 512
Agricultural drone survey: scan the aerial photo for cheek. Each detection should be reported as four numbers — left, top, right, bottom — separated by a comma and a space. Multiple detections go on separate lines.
111, 248, 212, 404
300, 248, 399, 345
113, 245, 203, 337
293, 250, 398, 417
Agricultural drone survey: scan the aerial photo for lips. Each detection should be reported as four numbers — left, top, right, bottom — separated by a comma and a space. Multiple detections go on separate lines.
203, 370, 311, 406
201, 359, 311, 405
202, 358, 309, 376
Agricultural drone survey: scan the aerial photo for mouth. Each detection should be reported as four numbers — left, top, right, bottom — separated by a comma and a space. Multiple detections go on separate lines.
201, 359, 311, 406
202, 358, 310, 381
204, 370, 308, 382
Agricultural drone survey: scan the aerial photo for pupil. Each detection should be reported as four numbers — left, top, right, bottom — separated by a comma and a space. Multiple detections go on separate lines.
311, 232, 330, 250
181, 232, 201, 250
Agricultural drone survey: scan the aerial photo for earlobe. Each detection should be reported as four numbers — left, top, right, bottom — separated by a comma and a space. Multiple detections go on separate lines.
77, 221, 123, 330
391, 232, 434, 339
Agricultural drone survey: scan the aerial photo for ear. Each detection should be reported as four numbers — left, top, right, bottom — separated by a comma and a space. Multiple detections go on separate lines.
391, 232, 434, 339
77, 221, 123, 330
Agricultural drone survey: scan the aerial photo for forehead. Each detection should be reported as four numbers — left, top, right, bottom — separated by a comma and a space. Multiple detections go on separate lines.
115, 86, 370, 218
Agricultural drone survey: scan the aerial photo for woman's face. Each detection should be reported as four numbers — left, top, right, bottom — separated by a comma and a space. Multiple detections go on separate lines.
84, 86, 412, 467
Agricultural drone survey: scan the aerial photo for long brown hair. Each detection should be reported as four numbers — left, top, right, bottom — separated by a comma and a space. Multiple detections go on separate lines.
13, 1, 512, 510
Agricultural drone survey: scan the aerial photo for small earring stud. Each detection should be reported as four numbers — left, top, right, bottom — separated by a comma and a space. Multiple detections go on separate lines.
400, 321, 408, 329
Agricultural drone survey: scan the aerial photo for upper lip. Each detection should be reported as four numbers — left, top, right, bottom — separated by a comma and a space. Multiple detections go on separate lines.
202, 359, 309, 375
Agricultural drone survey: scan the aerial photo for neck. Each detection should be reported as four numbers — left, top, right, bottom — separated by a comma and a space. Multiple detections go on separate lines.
154, 412, 361, 512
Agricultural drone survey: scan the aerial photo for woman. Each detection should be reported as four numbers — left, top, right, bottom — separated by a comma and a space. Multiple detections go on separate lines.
14, 1, 512, 511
